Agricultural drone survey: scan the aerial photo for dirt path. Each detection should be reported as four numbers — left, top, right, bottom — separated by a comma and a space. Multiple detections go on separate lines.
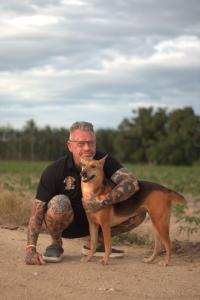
0, 226, 200, 300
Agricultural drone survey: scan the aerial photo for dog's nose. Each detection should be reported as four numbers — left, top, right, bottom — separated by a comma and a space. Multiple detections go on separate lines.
80, 170, 87, 178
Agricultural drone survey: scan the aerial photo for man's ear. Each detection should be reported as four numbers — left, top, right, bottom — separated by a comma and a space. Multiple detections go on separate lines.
67, 141, 72, 152
99, 154, 108, 166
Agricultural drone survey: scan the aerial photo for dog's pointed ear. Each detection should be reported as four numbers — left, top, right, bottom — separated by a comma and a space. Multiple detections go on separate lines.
99, 154, 108, 166
80, 158, 86, 166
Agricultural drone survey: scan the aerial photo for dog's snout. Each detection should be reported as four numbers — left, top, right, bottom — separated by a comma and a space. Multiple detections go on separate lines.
80, 170, 87, 178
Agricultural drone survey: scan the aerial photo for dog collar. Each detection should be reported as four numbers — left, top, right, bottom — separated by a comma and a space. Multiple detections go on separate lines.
100, 199, 109, 207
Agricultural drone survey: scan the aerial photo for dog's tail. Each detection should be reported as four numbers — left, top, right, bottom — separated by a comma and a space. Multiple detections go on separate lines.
167, 190, 186, 204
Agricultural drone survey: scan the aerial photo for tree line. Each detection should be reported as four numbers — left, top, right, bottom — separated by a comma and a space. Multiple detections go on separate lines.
0, 107, 199, 165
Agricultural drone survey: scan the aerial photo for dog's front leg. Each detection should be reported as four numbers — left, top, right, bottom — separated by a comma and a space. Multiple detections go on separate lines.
99, 223, 111, 265
81, 221, 99, 263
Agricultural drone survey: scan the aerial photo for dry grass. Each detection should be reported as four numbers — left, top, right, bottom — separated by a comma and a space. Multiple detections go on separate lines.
0, 188, 33, 226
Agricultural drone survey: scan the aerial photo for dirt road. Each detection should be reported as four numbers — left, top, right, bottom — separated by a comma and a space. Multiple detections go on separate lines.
0, 226, 200, 300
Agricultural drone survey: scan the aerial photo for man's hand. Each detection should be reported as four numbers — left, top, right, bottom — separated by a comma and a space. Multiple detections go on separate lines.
82, 194, 110, 213
25, 248, 45, 265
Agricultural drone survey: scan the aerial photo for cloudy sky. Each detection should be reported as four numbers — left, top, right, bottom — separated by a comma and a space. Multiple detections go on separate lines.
0, 0, 200, 129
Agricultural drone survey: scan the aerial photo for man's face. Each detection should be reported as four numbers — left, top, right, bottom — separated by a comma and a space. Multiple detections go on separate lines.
67, 129, 96, 167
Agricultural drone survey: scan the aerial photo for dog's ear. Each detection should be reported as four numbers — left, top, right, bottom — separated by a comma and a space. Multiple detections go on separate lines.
99, 154, 108, 166
80, 158, 86, 166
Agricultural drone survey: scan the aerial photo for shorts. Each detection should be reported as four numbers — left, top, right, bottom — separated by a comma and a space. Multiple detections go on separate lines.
61, 220, 90, 239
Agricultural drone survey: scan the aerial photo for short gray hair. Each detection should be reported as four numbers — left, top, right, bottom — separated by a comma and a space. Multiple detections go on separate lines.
69, 121, 94, 135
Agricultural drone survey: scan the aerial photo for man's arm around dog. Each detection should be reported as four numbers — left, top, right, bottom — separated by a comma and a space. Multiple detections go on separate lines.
83, 168, 140, 212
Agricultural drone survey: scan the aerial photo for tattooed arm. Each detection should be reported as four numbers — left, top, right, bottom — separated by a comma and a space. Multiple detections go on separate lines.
25, 199, 46, 265
83, 168, 139, 212
103, 168, 139, 205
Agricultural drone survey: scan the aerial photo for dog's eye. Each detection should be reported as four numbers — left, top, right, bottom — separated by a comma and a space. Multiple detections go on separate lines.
91, 165, 96, 169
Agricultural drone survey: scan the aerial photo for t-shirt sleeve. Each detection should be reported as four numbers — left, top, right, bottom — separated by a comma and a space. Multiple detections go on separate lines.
104, 154, 123, 179
35, 164, 57, 203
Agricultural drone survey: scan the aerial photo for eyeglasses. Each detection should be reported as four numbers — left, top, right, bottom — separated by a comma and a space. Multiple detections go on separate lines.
68, 140, 96, 148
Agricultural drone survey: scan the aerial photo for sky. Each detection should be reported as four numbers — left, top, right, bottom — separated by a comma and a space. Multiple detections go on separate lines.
0, 0, 200, 130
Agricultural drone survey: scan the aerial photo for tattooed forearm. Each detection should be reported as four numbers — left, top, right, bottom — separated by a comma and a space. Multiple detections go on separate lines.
105, 168, 140, 205
27, 199, 46, 246
83, 168, 140, 212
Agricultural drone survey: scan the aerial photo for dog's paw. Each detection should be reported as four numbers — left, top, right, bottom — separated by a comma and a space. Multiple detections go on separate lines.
80, 256, 90, 263
158, 260, 169, 267
98, 258, 108, 265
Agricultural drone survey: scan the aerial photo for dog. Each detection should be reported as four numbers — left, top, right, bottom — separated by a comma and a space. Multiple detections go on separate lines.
80, 156, 186, 266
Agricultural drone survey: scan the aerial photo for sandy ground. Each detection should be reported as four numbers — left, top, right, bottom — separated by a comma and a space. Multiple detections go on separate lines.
0, 222, 200, 300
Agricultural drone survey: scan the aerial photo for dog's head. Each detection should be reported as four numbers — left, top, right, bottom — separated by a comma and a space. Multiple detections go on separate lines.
80, 155, 107, 183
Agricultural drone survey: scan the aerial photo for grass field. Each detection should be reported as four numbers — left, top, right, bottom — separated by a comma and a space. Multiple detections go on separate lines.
126, 163, 200, 196
0, 160, 199, 229
0, 160, 49, 192
0, 160, 200, 194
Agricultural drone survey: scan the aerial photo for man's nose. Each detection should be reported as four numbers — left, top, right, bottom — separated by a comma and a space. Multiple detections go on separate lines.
82, 142, 90, 150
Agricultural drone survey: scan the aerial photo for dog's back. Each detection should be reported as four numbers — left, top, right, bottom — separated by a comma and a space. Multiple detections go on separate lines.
113, 180, 185, 216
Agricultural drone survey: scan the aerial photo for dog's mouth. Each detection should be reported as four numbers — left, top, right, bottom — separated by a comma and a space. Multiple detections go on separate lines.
80, 171, 96, 183
81, 174, 95, 182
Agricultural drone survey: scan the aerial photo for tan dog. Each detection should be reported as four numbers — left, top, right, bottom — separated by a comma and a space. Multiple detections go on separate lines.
80, 156, 186, 266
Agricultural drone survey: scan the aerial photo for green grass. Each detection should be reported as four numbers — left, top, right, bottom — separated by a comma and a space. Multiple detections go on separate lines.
0, 160, 199, 230
125, 163, 200, 196
0, 160, 199, 195
0, 160, 49, 175
0, 160, 50, 192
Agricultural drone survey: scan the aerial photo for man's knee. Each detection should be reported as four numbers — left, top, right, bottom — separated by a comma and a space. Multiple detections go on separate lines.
48, 194, 73, 214
46, 195, 74, 224
45, 195, 74, 236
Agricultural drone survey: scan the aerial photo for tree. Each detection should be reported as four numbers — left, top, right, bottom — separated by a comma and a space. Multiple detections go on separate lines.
96, 129, 118, 156
0, 108, 199, 165
116, 106, 200, 165
22, 120, 38, 160
166, 107, 200, 165
116, 107, 168, 163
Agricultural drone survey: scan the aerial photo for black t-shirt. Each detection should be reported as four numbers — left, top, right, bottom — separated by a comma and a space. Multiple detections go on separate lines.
36, 150, 122, 238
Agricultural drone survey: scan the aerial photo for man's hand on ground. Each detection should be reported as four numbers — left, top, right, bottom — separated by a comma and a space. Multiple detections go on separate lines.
25, 248, 45, 265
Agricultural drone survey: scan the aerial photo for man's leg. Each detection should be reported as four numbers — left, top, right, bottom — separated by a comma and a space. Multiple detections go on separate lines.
43, 194, 74, 262
111, 210, 146, 236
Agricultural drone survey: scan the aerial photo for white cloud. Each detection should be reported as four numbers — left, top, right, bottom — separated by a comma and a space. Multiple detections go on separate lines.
6, 14, 61, 27
154, 36, 200, 66
0, 0, 200, 129
61, 0, 87, 6
155, 36, 200, 52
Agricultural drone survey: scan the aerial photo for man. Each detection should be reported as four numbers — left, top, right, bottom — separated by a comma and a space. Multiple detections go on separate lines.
25, 121, 146, 265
